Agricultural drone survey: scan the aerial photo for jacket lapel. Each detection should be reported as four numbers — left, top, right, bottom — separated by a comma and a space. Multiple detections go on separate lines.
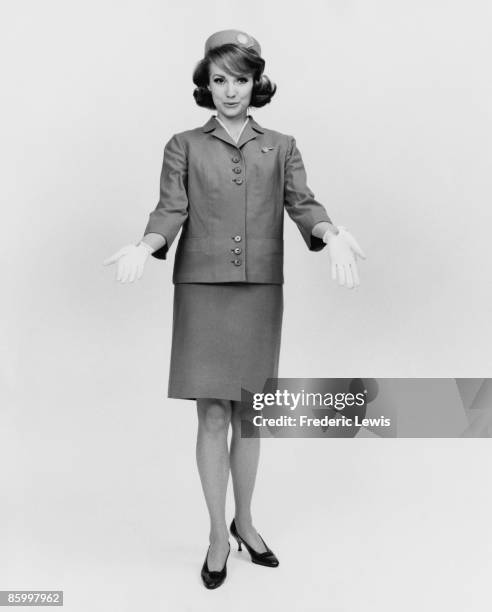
237, 116, 264, 148
202, 115, 265, 149
202, 116, 236, 147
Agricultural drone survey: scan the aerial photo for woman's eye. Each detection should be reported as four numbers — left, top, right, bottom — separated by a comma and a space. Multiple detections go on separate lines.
212, 77, 249, 86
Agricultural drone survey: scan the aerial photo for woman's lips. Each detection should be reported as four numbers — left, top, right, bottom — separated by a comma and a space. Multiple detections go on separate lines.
225, 102, 239, 106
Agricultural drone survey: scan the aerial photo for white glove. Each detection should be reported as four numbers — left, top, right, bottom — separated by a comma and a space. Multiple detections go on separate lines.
322, 226, 366, 289
102, 242, 154, 283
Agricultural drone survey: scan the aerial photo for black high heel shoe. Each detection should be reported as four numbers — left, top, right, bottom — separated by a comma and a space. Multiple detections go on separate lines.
201, 542, 230, 589
230, 519, 279, 567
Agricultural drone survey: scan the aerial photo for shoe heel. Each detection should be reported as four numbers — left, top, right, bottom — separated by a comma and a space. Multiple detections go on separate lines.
232, 534, 242, 551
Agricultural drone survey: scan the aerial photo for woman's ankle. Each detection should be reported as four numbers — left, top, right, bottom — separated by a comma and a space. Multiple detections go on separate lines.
209, 526, 229, 543
234, 513, 253, 528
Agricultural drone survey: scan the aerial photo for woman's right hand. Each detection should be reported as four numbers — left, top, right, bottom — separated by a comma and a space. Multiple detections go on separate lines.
102, 242, 154, 283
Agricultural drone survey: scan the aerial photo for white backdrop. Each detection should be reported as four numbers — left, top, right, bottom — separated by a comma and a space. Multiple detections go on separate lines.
2, 2, 492, 610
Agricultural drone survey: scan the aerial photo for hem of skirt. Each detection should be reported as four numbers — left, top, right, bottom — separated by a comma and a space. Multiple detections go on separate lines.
168, 378, 265, 402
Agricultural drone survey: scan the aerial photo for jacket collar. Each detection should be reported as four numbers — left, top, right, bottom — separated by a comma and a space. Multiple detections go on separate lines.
201, 114, 264, 148
202, 114, 265, 133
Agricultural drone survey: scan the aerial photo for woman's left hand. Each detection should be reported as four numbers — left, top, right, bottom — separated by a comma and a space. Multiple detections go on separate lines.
322, 226, 367, 289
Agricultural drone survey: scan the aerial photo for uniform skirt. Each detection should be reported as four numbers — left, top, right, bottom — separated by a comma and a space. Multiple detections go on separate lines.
168, 283, 283, 401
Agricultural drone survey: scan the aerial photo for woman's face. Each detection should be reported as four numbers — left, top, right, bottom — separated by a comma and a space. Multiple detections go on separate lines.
207, 61, 254, 118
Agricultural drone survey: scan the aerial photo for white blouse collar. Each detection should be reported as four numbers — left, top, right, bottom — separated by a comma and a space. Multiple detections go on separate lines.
213, 114, 251, 144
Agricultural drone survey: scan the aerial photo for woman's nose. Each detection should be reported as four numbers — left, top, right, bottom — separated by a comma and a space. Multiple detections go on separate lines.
226, 83, 237, 97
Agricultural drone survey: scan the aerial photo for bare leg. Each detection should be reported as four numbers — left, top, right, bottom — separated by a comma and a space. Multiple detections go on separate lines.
196, 398, 232, 570
229, 400, 268, 552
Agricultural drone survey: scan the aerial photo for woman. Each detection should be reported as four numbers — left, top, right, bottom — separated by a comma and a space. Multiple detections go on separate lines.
103, 29, 366, 589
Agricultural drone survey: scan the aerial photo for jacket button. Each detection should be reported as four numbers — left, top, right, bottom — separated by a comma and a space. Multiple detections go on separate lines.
233, 167, 242, 174
231, 247, 242, 254
233, 235, 242, 242
231, 259, 242, 266
234, 178, 244, 184
232, 156, 240, 163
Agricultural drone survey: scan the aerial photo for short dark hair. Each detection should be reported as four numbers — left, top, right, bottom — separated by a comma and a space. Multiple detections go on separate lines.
192, 43, 277, 109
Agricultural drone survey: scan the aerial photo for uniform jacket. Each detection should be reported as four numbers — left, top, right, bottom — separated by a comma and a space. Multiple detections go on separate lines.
143, 114, 333, 284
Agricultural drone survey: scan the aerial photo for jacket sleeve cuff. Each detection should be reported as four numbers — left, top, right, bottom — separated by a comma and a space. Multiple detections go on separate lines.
297, 211, 333, 252
142, 232, 169, 260
151, 243, 169, 260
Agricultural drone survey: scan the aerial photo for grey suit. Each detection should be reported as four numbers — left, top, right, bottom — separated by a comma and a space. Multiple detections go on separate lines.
143, 114, 332, 284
